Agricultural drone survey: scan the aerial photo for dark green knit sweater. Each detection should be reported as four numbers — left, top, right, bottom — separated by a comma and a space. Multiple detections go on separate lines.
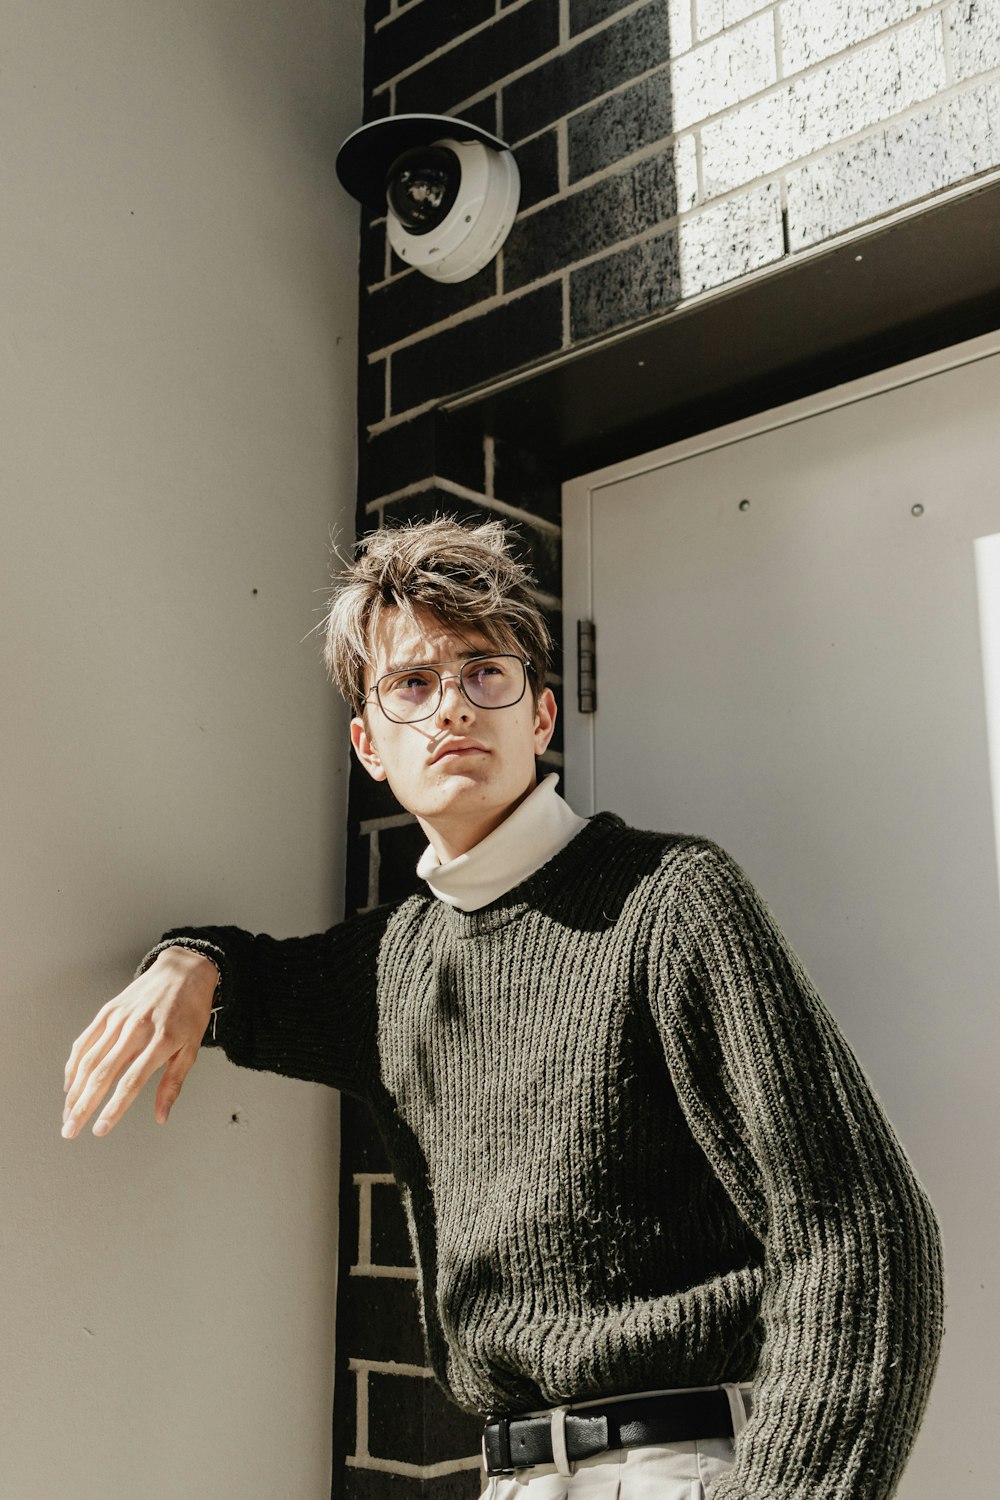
143, 814, 944, 1500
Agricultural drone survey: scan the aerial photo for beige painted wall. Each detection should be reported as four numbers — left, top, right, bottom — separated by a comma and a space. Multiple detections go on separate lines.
0, 2, 361, 1495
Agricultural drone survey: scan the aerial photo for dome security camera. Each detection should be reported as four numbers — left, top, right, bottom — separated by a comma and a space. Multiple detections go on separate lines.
385, 138, 519, 283
336, 114, 521, 285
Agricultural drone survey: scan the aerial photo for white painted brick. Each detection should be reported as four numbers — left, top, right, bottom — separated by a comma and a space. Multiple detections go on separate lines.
668, 0, 694, 57
949, 0, 1000, 84
677, 180, 784, 295
697, 0, 726, 39
702, 88, 793, 194
674, 132, 700, 209
786, 78, 1000, 248
671, 12, 777, 129
702, 13, 946, 195
696, 0, 776, 44
804, 13, 948, 154
780, 0, 927, 74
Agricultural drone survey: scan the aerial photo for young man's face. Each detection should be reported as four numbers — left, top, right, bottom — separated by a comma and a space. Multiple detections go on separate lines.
350, 605, 557, 861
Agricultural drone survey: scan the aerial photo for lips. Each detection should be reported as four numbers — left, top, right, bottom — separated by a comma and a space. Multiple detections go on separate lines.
430, 741, 488, 765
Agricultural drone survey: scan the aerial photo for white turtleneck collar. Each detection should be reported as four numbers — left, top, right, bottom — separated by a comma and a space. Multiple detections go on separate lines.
415, 772, 588, 911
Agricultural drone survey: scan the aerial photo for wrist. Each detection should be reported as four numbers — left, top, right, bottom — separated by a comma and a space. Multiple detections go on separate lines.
155, 945, 221, 990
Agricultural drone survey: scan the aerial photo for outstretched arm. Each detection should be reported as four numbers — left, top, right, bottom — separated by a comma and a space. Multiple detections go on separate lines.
62, 904, 394, 1140
650, 843, 944, 1500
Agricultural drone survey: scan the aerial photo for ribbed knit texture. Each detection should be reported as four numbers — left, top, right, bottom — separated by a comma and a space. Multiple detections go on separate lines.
142, 815, 944, 1500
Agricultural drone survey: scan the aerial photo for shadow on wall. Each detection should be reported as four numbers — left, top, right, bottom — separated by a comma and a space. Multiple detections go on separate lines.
186, 0, 361, 161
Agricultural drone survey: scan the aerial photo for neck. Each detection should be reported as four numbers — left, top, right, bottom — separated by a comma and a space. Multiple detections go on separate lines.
418, 780, 537, 863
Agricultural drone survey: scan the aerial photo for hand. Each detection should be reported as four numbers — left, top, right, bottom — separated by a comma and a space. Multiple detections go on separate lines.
61, 947, 219, 1139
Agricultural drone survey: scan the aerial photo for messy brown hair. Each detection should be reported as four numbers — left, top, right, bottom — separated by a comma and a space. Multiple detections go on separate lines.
322, 516, 552, 713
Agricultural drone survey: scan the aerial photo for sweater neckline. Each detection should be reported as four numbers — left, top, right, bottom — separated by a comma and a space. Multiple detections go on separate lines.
437, 811, 624, 936
416, 772, 587, 911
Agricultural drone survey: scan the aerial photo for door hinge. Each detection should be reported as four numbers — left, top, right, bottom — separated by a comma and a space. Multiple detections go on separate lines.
577, 619, 597, 714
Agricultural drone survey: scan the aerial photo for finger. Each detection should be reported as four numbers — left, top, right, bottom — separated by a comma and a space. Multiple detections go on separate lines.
64, 1018, 123, 1118
63, 1001, 118, 1091
154, 1043, 200, 1124
62, 1032, 145, 1138
64, 1012, 130, 1118
90, 1039, 178, 1137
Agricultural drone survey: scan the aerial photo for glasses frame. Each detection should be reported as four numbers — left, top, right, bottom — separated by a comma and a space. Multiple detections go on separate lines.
365, 653, 531, 725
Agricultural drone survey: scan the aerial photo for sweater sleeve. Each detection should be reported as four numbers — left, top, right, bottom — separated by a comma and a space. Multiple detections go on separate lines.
648, 842, 944, 1500
135, 903, 396, 1100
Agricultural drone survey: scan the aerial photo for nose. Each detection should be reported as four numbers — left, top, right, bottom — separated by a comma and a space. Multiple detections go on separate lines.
434, 671, 474, 724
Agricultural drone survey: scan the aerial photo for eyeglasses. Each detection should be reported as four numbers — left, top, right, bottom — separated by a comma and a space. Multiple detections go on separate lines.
365, 654, 529, 724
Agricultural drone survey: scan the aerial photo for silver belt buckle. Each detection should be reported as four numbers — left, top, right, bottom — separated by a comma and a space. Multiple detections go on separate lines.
483, 1415, 515, 1475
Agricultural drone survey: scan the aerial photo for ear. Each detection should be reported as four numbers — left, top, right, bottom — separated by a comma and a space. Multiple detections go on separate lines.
350, 715, 388, 782
532, 687, 557, 758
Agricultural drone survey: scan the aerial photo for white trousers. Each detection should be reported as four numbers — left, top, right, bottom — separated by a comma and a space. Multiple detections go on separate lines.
483, 1437, 736, 1500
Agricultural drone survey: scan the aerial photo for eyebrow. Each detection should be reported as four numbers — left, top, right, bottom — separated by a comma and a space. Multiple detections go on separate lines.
380, 649, 498, 676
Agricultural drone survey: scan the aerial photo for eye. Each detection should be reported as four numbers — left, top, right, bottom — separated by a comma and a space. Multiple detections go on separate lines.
464, 659, 496, 683
383, 669, 436, 702
465, 657, 512, 690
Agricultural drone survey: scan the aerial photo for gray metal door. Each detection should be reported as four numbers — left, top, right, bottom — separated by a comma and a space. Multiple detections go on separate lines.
562, 334, 1000, 1500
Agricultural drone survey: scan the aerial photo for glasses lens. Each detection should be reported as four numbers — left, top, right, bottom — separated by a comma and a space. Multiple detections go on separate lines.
460, 656, 524, 708
378, 668, 441, 722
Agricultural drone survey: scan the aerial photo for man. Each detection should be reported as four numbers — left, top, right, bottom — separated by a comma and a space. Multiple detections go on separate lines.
62, 517, 944, 1500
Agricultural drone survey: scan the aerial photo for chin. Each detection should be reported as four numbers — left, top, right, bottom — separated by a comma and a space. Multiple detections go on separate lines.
418, 779, 507, 818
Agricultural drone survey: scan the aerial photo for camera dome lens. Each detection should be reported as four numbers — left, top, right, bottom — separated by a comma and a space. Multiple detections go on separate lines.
386, 145, 461, 235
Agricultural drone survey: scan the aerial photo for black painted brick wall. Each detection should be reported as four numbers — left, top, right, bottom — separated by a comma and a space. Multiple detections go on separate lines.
336, 0, 682, 1494
389, 284, 563, 409
504, 0, 671, 139
361, 0, 680, 425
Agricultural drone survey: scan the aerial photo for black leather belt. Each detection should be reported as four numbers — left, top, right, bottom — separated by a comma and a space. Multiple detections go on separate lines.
482, 1388, 743, 1475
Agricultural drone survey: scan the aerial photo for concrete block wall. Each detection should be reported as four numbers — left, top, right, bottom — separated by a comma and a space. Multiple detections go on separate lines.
335, 2, 1000, 1495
